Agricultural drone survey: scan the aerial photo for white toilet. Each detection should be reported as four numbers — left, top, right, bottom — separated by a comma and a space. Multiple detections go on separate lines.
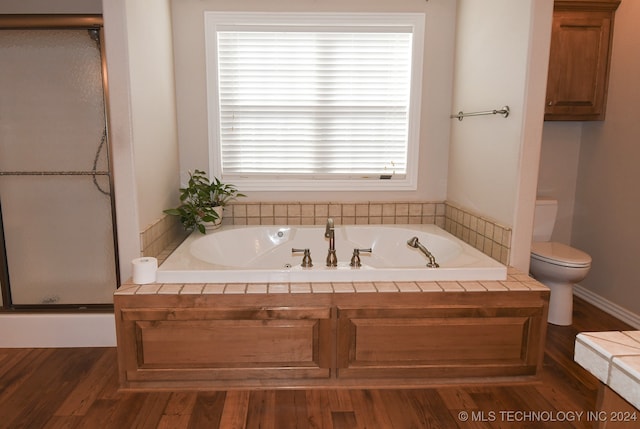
530, 199, 592, 326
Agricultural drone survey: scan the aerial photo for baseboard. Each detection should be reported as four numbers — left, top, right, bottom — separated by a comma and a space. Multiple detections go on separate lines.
0, 313, 117, 348
574, 285, 640, 329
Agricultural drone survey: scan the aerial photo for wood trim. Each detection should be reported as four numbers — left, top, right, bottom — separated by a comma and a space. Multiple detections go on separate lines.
115, 290, 549, 390
0, 14, 102, 29
554, 1, 621, 12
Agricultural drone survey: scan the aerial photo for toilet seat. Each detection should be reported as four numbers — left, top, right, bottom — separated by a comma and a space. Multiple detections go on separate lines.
531, 241, 591, 268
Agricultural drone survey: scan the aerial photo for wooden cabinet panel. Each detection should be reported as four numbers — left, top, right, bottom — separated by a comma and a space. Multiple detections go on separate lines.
137, 319, 321, 366
115, 290, 549, 389
545, 1, 620, 121
336, 306, 544, 380
118, 305, 333, 386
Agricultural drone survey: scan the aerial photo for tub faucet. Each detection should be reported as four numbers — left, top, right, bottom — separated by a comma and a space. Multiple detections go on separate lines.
350, 248, 372, 268
325, 218, 338, 267
407, 236, 439, 268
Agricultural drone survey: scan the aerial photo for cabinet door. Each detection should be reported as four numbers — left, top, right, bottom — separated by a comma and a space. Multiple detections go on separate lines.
545, 11, 613, 121
118, 306, 332, 388
336, 306, 545, 381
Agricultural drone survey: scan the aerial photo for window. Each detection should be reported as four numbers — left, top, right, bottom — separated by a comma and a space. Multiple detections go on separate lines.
205, 13, 425, 191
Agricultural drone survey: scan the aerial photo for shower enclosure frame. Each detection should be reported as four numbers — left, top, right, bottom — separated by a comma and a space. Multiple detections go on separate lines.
0, 14, 120, 312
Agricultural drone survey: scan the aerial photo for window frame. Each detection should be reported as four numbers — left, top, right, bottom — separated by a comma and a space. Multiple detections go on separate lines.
204, 12, 425, 191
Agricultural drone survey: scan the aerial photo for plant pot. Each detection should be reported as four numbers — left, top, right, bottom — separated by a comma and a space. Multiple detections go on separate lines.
204, 206, 223, 231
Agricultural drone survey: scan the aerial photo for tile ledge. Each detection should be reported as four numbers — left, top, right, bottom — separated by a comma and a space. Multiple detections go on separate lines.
115, 275, 547, 296
575, 330, 640, 411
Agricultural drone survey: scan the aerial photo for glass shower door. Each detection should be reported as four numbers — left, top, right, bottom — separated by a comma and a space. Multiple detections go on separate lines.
0, 27, 118, 306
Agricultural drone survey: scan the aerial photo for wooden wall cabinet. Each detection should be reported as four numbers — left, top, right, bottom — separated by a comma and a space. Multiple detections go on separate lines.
544, 0, 621, 121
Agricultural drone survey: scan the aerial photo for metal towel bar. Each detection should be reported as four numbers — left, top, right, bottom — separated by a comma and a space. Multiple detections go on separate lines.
451, 105, 510, 121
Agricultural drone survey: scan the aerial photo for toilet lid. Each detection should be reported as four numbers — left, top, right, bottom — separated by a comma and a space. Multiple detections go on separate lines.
531, 241, 592, 268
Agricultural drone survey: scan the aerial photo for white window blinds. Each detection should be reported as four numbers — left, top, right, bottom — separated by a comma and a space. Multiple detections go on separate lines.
206, 13, 424, 190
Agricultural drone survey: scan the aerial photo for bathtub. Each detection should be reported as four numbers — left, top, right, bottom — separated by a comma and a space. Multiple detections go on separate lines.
156, 224, 507, 283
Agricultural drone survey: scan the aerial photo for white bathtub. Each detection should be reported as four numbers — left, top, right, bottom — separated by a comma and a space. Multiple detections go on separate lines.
156, 224, 507, 283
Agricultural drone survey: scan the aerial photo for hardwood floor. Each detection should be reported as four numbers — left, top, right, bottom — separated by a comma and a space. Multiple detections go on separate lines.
0, 296, 634, 429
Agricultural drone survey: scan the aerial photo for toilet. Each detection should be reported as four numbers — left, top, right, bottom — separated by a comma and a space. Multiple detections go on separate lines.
530, 199, 592, 326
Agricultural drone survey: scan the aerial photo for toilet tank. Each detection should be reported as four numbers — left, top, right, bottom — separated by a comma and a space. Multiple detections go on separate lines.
532, 199, 558, 242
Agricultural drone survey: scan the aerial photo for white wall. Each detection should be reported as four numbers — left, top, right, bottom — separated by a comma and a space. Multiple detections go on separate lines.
447, 0, 553, 270
102, 0, 140, 282
1, 0, 560, 345
570, 0, 640, 321
537, 122, 582, 244
535, 1, 640, 326
125, 0, 181, 231
170, 0, 456, 202
103, 0, 181, 282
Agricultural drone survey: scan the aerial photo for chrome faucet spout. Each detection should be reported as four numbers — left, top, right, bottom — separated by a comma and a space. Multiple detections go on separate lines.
325, 218, 337, 267
325, 218, 334, 239
407, 236, 439, 268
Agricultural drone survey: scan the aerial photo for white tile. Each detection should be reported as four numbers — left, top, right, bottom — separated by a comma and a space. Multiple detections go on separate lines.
416, 281, 442, 292
353, 282, 376, 293
136, 284, 161, 294
181, 284, 205, 294
574, 336, 611, 383
375, 282, 398, 293
158, 284, 182, 294
508, 273, 533, 282
333, 283, 355, 293
203, 284, 225, 294
268, 283, 290, 294
506, 266, 521, 275
523, 281, 548, 291
438, 282, 463, 292
575, 330, 640, 410
246, 284, 268, 294
480, 281, 506, 291
500, 281, 529, 291
311, 283, 333, 293
290, 283, 312, 294
396, 282, 420, 292
610, 355, 640, 410
224, 284, 246, 294
579, 332, 640, 357
114, 284, 139, 295
460, 281, 486, 292
575, 331, 640, 385
623, 331, 640, 344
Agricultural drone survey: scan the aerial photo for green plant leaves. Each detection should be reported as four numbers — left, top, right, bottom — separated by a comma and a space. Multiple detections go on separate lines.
163, 170, 245, 233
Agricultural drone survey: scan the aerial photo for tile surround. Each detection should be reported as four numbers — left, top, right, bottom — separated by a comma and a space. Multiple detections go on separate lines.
117, 267, 546, 295
575, 331, 640, 410
444, 202, 511, 265
224, 201, 445, 227
140, 201, 512, 265
140, 214, 188, 262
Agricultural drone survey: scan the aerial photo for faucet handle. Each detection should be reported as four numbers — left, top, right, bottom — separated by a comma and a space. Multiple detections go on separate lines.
350, 248, 372, 268
292, 248, 313, 268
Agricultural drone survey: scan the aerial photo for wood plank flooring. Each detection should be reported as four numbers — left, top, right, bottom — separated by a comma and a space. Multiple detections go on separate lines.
0, 296, 634, 429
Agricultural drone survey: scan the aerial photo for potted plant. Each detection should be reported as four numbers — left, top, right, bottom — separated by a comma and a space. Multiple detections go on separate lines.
164, 169, 245, 234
